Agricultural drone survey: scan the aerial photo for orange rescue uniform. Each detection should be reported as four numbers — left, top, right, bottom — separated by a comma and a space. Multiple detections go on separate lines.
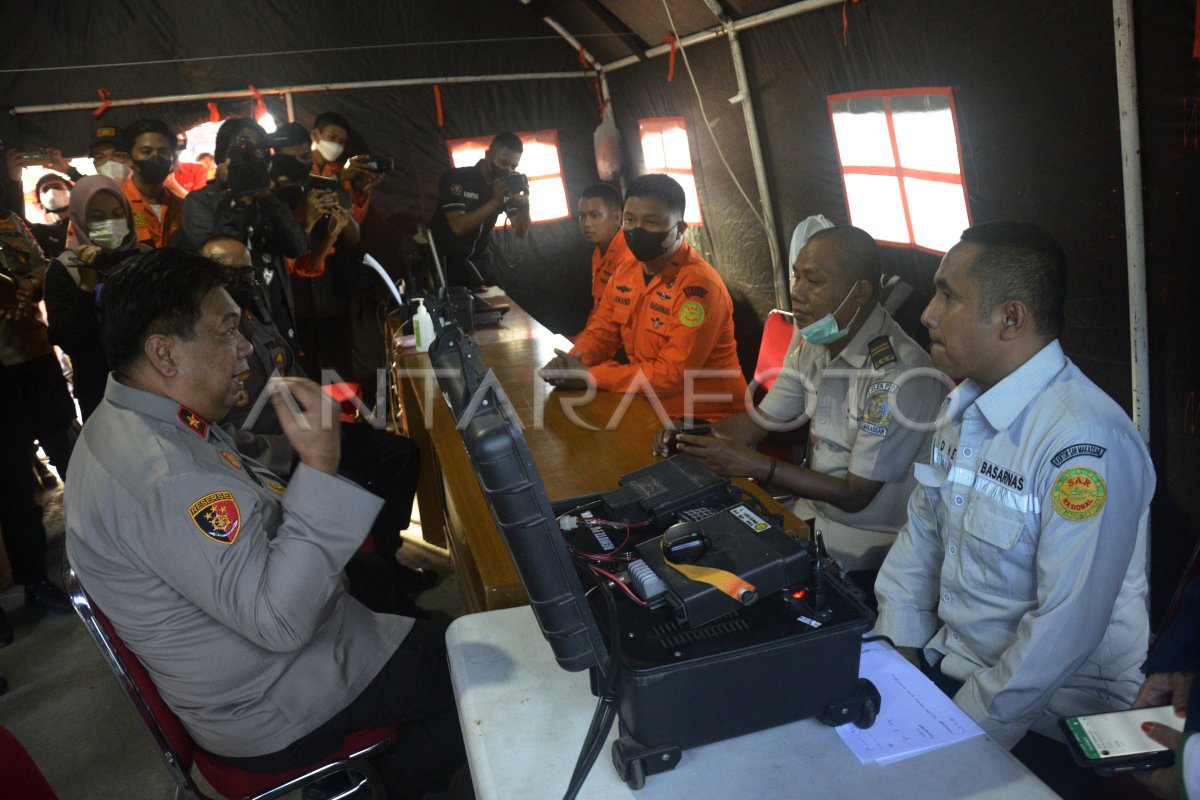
590, 228, 632, 313
571, 240, 747, 421
121, 177, 184, 249
291, 161, 372, 277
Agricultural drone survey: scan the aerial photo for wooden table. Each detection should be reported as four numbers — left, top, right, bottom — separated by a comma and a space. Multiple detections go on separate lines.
394, 296, 807, 612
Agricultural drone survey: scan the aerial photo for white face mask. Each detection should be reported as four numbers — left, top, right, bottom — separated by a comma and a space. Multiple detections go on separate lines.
87, 218, 130, 250
40, 188, 70, 211
96, 160, 131, 183
313, 139, 344, 163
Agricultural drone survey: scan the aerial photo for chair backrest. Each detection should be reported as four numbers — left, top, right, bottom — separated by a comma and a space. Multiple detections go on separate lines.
64, 566, 205, 797
0, 725, 59, 800
754, 309, 800, 394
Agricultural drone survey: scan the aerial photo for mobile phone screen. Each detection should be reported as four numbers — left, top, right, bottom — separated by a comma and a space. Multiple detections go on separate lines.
1063, 706, 1183, 761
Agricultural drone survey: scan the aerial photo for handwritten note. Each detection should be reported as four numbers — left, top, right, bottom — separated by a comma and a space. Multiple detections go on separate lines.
836, 642, 984, 765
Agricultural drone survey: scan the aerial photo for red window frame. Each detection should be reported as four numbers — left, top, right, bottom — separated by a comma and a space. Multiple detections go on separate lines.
637, 116, 704, 226
827, 87, 972, 254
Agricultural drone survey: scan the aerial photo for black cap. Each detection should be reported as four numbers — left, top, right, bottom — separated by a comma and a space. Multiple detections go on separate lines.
35, 172, 73, 194
91, 125, 123, 151
267, 122, 309, 149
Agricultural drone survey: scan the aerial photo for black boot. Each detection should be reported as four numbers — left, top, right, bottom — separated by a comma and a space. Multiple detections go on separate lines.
25, 579, 72, 615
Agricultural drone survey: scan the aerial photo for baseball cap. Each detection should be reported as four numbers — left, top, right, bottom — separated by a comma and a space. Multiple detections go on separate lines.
35, 173, 73, 194
267, 122, 310, 149
90, 125, 123, 151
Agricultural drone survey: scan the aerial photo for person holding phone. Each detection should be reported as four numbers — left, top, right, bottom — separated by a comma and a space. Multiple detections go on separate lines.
872, 222, 1155, 796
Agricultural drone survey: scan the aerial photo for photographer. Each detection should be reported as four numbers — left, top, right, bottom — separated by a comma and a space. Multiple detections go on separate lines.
44, 175, 148, 420
174, 118, 308, 350
429, 131, 530, 289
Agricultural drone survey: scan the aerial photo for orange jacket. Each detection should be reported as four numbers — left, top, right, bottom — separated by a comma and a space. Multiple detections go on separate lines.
572, 241, 747, 421
290, 161, 371, 277
589, 228, 633, 320
121, 177, 184, 249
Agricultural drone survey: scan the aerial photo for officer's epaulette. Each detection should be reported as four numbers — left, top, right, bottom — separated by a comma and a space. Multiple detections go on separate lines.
868, 335, 897, 369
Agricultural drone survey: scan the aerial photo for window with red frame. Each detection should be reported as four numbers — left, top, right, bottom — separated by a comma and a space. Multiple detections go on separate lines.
446, 130, 569, 226
638, 117, 704, 225
828, 88, 971, 254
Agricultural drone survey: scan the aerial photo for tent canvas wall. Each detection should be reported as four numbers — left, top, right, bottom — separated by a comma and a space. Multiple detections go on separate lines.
2, 0, 1196, 621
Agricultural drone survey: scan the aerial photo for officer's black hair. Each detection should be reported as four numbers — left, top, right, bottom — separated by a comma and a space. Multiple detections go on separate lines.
102, 249, 230, 375
580, 182, 622, 211
213, 118, 267, 163
312, 112, 351, 134
804, 225, 882, 297
490, 132, 524, 154
122, 119, 177, 156
625, 173, 686, 222
959, 221, 1067, 340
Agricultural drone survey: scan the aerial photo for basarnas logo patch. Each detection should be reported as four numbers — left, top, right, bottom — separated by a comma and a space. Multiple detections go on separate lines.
860, 381, 896, 436
189, 491, 242, 543
1052, 467, 1106, 521
679, 300, 705, 327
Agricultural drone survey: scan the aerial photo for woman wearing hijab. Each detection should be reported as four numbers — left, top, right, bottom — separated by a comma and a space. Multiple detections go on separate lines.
44, 175, 148, 420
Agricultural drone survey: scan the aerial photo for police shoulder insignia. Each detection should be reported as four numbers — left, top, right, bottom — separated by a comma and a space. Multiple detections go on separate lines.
265, 480, 287, 496
189, 491, 242, 543
860, 381, 897, 436
868, 336, 897, 369
679, 300, 705, 328
218, 451, 242, 470
1052, 467, 1106, 521
178, 406, 208, 437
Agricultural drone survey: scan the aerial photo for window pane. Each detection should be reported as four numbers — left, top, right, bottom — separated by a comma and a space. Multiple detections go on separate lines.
892, 97, 961, 174
831, 97, 895, 168
672, 172, 704, 226
519, 140, 562, 179
660, 127, 692, 170
641, 130, 667, 170
904, 177, 970, 253
526, 176, 569, 222
450, 143, 486, 169
843, 173, 909, 244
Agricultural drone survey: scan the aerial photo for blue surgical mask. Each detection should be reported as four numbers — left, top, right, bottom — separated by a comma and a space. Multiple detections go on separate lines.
798, 283, 860, 345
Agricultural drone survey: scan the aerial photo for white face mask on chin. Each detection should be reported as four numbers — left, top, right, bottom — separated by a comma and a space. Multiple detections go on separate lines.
40, 188, 70, 212
313, 139, 344, 163
95, 160, 131, 183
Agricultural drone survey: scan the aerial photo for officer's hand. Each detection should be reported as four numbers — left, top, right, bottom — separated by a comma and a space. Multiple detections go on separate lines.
1135, 723, 1184, 799
651, 423, 680, 457
1133, 671, 1194, 719
269, 376, 340, 475
537, 348, 589, 390
5, 149, 24, 181
339, 156, 369, 183
676, 431, 763, 478
47, 147, 72, 174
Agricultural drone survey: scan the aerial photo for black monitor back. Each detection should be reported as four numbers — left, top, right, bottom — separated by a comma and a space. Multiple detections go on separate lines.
428, 325, 608, 672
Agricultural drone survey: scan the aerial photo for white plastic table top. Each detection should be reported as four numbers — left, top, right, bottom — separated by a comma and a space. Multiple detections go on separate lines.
446, 606, 1060, 800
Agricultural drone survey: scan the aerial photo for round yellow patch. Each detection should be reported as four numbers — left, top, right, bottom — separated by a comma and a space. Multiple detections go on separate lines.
1052, 466, 1106, 521
679, 300, 705, 328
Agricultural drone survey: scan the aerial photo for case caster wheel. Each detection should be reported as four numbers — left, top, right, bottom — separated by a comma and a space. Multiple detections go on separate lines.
855, 696, 878, 729
626, 758, 646, 790
819, 678, 882, 728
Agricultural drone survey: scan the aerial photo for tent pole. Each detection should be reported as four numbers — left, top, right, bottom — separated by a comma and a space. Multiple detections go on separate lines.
1112, 0, 1149, 444
726, 26, 786, 307
603, 0, 843, 73
11, 72, 591, 114
284, 92, 295, 123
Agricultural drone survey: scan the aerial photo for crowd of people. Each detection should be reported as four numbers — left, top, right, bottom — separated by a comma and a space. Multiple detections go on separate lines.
0, 112, 1190, 798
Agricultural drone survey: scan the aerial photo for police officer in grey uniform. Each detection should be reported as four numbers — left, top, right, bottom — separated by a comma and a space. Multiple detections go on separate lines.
65, 249, 462, 796
873, 222, 1153, 795
661, 226, 946, 592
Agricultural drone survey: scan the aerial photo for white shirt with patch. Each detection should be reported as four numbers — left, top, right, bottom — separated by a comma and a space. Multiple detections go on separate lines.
873, 339, 1155, 749
757, 304, 946, 570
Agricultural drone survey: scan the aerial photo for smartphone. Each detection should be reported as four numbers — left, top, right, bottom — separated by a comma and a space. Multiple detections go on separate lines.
308, 175, 352, 210
667, 426, 712, 456
1059, 706, 1183, 775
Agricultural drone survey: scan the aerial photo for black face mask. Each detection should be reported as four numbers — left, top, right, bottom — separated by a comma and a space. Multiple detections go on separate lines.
269, 153, 311, 186
133, 155, 173, 185
624, 226, 677, 264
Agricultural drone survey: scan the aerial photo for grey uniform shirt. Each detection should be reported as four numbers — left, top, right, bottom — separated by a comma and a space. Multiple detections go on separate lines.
873, 340, 1153, 748
757, 304, 946, 570
65, 376, 412, 757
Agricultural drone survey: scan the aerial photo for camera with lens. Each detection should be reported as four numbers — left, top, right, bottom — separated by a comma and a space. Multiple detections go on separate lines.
503, 172, 529, 215
225, 136, 270, 195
